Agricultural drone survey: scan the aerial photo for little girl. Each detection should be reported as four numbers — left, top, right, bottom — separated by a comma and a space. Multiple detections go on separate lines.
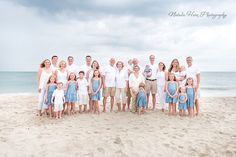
165, 73, 178, 116
186, 77, 195, 118
90, 70, 102, 114
45, 75, 57, 118
178, 86, 187, 117
136, 82, 147, 115
65, 73, 78, 115
52, 82, 65, 119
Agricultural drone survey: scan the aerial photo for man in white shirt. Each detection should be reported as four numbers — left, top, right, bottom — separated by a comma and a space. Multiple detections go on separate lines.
67, 56, 79, 75
144, 55, 158, 110
102, 58, 116, 112
79, 55, 92, 75
186, 56, 201, 116
50, 55, 58, 73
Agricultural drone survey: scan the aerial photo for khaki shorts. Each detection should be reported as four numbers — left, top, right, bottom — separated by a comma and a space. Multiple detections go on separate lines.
145, 79, 157, 94
102, 87, 116, 97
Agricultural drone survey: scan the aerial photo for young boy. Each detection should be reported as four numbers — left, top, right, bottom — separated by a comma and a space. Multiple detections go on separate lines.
77, 71, 89, 113
52, 82, 65, 119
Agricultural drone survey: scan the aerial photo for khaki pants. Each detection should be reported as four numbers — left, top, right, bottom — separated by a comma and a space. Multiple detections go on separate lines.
115, 88, 126, 104
130, 89, 137, 112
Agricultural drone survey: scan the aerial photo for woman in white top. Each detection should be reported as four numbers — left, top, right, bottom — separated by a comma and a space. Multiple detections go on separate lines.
156, 62, 168, 112
168, 59, 181, 80
115, 61, 128, 112
55, 60, 68, 90
86, 60, 100, 112
37, 59, 53, 116
129, 65, 145, 113
55, 60, 68, 112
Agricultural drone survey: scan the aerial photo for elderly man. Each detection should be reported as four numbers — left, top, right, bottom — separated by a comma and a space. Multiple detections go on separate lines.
102, 58, 116, 112
186, 56, 201, 116
144, 55, 158, 110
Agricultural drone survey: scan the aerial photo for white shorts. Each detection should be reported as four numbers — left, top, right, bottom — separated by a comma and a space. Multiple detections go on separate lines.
78, 94, 89, 105
54, 103, 63, 112
115, 88, 126, 104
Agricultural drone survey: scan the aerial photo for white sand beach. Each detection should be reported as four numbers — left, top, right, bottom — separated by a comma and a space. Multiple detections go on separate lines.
0, 94, 235, 157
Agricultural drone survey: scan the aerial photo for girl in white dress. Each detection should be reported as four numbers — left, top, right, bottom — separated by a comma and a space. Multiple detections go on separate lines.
37, 59, 52, 116
156, 62, 168, 112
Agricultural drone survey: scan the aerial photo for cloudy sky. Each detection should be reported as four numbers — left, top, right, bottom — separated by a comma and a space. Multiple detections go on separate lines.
0, 0, 235, 72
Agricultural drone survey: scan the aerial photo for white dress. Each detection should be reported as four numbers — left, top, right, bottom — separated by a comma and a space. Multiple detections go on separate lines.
38, 69, 52, 110
57, 70, 68, 90
156, 71, 167, 109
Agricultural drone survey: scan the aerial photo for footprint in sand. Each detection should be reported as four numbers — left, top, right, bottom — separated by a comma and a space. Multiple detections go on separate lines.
97, 147, 105, 154
114, 150, 128, 157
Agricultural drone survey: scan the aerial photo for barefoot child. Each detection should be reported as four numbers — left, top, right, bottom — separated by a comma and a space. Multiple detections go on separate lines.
90, 70, 102, 114
165, 73, 178, 116
178, 86, 187, 117
65, 73, 78, 115
52, 82, 65, 119
45, 75, 57, 118
77, 71, 89, 113
186, 77, 195, 117
136, 82, 147, 115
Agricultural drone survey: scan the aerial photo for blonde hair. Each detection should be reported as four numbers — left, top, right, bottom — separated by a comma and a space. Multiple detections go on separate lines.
139, 82, 145, 89
59, 60, 67, 68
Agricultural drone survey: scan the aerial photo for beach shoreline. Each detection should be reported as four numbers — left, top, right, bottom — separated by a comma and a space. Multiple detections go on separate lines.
0, 94, 235, 157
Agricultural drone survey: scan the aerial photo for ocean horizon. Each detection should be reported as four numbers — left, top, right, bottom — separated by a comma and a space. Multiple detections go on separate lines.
0, 71, 236, 97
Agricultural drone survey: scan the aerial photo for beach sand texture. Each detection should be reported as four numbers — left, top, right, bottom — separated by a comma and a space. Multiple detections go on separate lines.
0, 95, 235, 157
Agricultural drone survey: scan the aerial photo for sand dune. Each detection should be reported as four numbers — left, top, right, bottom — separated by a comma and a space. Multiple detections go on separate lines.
0, 94, 235, 157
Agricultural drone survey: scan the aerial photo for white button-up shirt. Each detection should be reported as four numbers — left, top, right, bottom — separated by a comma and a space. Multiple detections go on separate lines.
115, 68, 128, 88
129, 72, 145, 92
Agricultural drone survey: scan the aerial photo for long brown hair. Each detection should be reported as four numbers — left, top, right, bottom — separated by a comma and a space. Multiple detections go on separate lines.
168, 59, 180, 72
167, 73, 177, 81
92, 70, 101, 78
40, 59, 51, 68
91, 60, 100, 70
47, 75, 57, 84
68, 72, 77, 81
185, 77, 194, 87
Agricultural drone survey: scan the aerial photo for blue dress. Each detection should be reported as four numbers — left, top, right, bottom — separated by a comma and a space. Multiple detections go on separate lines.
46, 84, 56, 105
165, 82, 178, 103
178, 94, 187, 110
91, 79, 101, 101
186, 87, 194, 108
65, 81, 77, 103
136, 90, 147, 108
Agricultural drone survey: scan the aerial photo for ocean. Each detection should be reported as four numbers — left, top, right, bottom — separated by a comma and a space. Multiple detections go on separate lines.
0, 72, 235, 97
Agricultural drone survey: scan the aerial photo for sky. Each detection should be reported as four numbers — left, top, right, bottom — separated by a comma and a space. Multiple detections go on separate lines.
0, 0, 235, 72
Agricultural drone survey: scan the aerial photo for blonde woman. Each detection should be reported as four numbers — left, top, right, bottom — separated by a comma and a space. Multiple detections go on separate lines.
115, 61, 128, 112
55, 60, 68, 113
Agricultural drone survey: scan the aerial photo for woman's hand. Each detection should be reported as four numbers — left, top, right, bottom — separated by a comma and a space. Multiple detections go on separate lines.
38, 88, 41, 93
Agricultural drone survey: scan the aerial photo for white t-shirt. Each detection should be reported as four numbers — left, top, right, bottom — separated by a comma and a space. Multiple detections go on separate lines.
52, 89, 64, 104
129, 73, 145, 92
115, 69, 129, 88
78, 78, 88, 95
79, 64, 91, 75
186, 65, 200, 87
50, 65, 58, 73
67, 64, 79, 75
102, 65, 116, 87
143, 63, 158, 80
